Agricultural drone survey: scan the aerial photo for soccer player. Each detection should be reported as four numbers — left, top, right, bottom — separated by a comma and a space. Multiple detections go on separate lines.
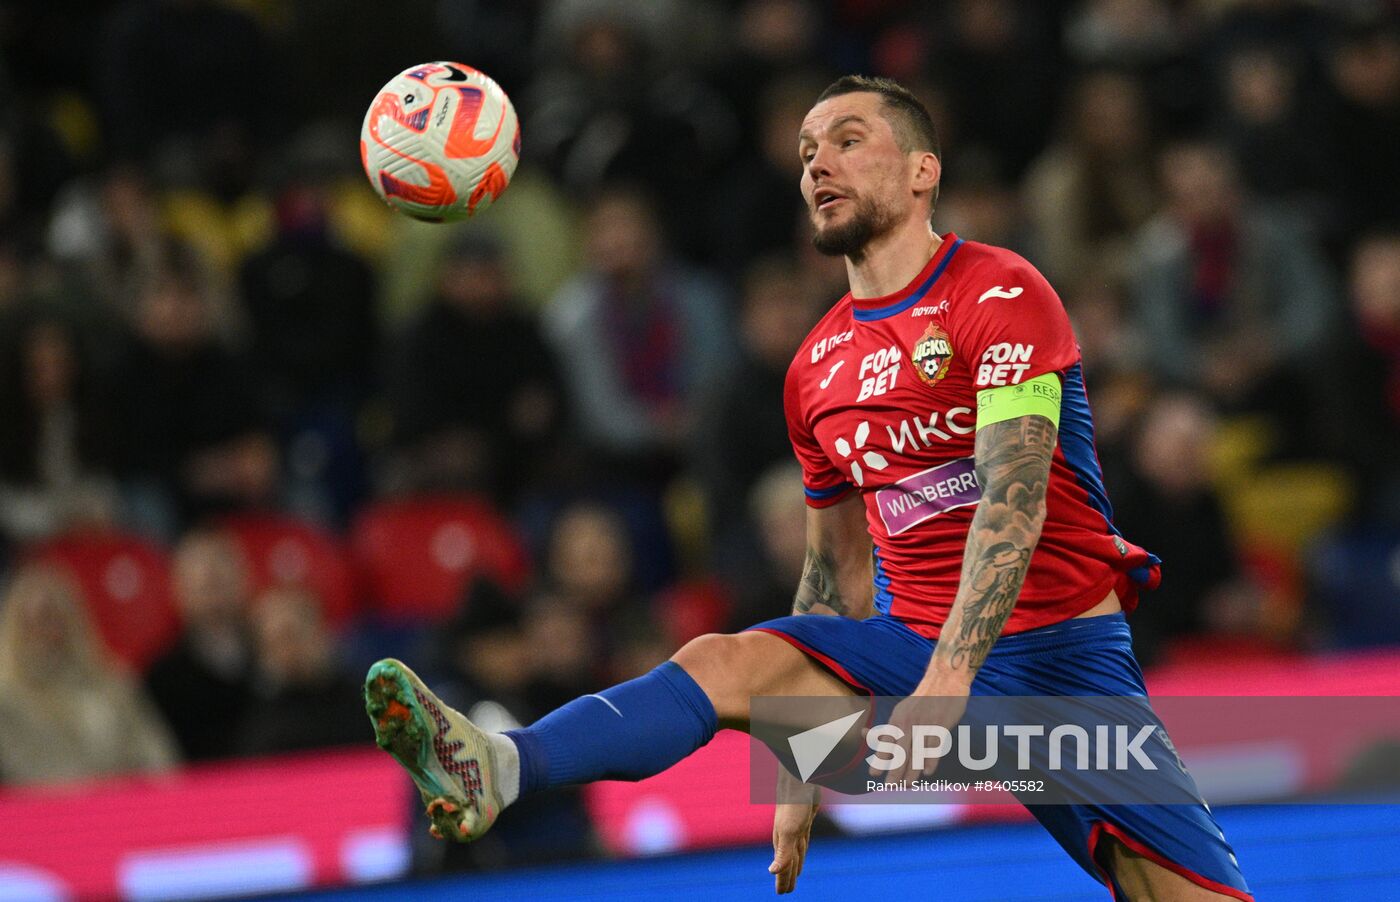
365, 75, 1252, 900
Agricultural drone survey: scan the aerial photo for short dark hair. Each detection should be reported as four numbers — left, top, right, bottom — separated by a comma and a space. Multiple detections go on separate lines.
815, 75, 941, 215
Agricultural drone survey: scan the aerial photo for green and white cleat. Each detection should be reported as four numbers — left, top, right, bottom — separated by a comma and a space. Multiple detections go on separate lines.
364, 658, 505, 842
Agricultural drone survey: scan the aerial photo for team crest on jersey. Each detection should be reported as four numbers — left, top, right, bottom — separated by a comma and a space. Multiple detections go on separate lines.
911, 323, 953, 384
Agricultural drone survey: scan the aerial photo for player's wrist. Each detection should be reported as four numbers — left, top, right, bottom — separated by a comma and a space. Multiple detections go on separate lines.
920, 647, 979, 690
914, 662, 975, 695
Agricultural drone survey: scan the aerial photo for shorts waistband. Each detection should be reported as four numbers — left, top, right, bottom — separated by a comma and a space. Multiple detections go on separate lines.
986, 612, 1130, 658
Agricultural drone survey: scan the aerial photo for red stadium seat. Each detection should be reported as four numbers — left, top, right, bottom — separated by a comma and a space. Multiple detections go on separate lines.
218, 513, 359, 627
25, 529, 179, 671
349, 496, 530, 622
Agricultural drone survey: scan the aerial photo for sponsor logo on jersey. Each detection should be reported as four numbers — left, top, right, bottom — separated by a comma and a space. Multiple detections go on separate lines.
856, 344, 901, 402
911, 323, 954, 385
977, 285, 1023, 304
819, 360, 845, 390
825, 406, 974, 489
885, 406, 974, 453
975, 342, 1034, 386
911, 299, 950, 317
811, 330, 853, 365
875, 457, 981, 535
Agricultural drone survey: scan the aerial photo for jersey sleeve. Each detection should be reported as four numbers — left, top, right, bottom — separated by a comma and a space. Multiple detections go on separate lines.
784, 360, 854, 508
949, 253, 1079, 390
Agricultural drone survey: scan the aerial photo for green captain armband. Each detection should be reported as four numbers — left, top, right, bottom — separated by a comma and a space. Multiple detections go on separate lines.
975, 373, 1062, 430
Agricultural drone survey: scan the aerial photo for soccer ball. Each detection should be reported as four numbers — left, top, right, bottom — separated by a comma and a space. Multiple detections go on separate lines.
360, 62, 520, 222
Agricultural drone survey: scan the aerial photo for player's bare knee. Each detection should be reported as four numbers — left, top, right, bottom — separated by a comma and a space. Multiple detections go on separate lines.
670, 632, 736, 682
672, 631, 784, 725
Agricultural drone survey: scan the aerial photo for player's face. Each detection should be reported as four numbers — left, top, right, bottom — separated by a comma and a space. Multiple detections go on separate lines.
798, 92, 909, 259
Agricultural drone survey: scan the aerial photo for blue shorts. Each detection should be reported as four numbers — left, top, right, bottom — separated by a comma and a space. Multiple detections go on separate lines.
748, 612, 1253, 900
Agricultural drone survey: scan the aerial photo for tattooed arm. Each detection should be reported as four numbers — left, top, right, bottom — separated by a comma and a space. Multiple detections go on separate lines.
923, 412, 1056, 687
793, 494, 874, 619
873, 410, 1056, 785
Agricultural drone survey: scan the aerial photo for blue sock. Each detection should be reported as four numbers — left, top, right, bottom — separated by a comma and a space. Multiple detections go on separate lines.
504, 661, 718, 795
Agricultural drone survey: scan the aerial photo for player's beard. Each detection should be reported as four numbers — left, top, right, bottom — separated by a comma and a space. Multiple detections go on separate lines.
811, 193, 900, 262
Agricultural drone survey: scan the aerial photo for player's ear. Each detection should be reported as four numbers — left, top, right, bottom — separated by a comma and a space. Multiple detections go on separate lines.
911, 151, 941, 196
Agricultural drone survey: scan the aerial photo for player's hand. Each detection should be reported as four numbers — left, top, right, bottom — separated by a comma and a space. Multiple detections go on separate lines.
868, 685, 969, 786
770, 774, 820, 894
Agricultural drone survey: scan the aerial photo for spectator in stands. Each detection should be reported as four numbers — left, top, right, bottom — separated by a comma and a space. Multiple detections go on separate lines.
46, 166, 164, 309
241, 141, 379, 401
1217, 44, 1334, 225
0, 564, 177, 784
145, 529, 254, 761
237, 587, 365, 755
521, 595, 601, 714
725, 461, 809, 629
1023, 70, 1158, 285
1060, 275, 1154, 470
241, 136, 379, 420
544, 186, 735, 469
385, 233, 562, 501
1310, 232, 1400, 519
112, 243, 278, 533
1063, 274, 1147, 388
542, 502, 641, 621
517, 502, 654, 701
239, 136, 379, 523
695, 257, 818, 574
1127, 140, 1337, 432
1110, 392, 1263, 666
0, 313, 120, 545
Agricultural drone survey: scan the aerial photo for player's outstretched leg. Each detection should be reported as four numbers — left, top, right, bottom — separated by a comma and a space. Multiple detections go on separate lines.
365, 630, 852, 843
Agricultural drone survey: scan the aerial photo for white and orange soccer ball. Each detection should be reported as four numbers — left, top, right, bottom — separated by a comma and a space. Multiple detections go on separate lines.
360, 62, 520, 222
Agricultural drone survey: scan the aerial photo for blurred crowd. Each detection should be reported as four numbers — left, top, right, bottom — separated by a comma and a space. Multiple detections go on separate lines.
1, 0, 1399, 872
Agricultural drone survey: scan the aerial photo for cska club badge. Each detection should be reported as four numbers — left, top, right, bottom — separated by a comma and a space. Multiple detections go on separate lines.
911, 323, 953, 384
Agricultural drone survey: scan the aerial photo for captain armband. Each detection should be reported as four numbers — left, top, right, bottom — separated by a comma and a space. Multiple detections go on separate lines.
975, 373, 1062, 430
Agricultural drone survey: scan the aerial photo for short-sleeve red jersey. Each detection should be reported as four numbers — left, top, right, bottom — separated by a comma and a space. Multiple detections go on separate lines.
785, 234, 1160, 638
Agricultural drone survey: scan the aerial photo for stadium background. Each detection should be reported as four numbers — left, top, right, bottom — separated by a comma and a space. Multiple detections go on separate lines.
1, 0, 1399, 899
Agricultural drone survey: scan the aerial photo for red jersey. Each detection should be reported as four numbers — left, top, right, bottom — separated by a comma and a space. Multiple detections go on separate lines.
785, 234, 1160, 638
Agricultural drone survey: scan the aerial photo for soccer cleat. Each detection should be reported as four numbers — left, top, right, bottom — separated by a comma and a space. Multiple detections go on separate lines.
364, 658, 505, 842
